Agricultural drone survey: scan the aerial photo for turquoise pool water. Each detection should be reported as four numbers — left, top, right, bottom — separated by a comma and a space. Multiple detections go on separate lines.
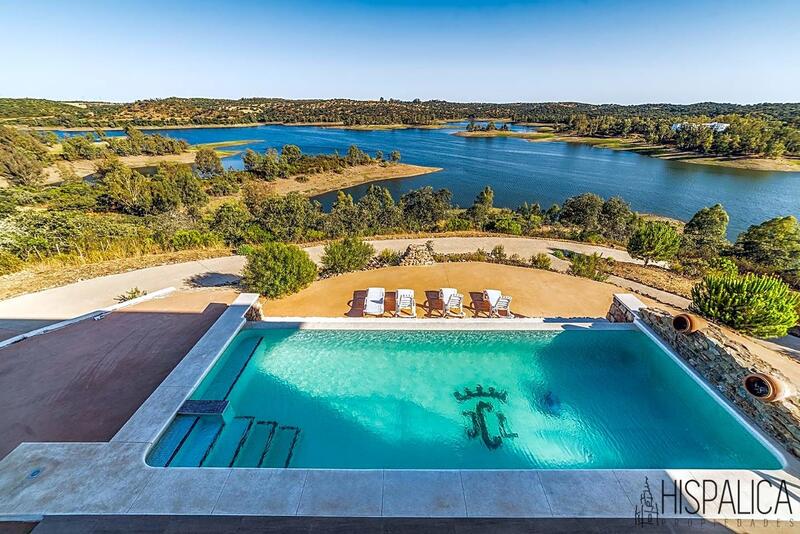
147, 328, 781, 469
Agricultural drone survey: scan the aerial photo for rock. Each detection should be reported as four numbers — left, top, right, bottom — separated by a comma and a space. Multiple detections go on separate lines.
398, 244, 436, 266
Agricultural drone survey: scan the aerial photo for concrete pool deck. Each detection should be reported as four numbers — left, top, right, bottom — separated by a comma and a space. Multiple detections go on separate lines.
1, 294, 799, 522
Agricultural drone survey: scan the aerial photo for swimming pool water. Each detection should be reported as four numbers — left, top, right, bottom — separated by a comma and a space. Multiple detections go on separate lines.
147, 328, 781, 469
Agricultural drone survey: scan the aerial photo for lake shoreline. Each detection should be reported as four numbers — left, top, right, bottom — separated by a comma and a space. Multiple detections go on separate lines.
270, 162, 442, 196
455, 129, 800, 172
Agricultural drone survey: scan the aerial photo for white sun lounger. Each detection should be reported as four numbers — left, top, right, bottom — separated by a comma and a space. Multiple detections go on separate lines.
394, 288, 417, 318
363, 287, 385, 317
484, 289, 514, 318
439, 287, 464, 318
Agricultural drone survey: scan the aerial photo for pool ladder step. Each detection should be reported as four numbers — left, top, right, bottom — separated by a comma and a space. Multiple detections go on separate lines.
230, 420, 301, 468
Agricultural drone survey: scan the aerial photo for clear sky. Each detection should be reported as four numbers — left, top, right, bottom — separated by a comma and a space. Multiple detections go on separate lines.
1, 0, 797, 104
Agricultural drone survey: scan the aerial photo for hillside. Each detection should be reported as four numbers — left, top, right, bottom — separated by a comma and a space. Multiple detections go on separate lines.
2, 97, 799, 128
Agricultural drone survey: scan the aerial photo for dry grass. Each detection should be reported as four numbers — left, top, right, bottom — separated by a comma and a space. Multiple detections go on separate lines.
0, 248, 231, 300
610, 262, 698, 299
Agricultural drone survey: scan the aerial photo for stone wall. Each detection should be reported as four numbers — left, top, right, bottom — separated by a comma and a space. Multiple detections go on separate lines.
639, 307, 800, 459
606, 294, 637, 323
398, 243, 436, 266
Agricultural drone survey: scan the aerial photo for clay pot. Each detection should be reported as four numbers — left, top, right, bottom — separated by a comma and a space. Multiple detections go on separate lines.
743, 373, 792, 402
672, 313, 708, 334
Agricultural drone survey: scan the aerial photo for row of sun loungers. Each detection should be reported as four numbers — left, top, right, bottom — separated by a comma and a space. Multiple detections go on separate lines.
362, 287, 513, 318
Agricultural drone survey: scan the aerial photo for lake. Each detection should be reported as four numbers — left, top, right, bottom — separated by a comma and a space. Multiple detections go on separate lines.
61, 123, 800, 237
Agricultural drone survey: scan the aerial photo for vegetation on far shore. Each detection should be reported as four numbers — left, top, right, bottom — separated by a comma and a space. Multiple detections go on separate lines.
455, 117, 800, 172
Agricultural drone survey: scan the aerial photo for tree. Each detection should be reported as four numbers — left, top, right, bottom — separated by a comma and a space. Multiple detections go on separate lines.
210, 202, 252, 246
280, 144, 302, 166
680, 204, 730, 260
691, 273, 800, 338
559, 193, 603, 231
627, 221, 681, 265
0, 125, 50, 185
734, 216, 800, 272
321, 237, 375, 274
241, 243, 317, 298
357, 185, 402, 233
389, 150, 401, 163
154, 162, 208, 210
466, 186, 494, 230
399, 186, 452, 231
599, 196, 635, 242
245, 189, 322, 242
194, 147, 223, 178
325, 191, 364, 237
99, 166, 152, 215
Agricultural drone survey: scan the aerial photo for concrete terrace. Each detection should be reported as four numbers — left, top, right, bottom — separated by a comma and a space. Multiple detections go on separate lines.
0, 292, 798, 523
0, 289, 238, 459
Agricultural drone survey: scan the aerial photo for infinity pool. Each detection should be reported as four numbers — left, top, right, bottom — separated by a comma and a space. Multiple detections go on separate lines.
147, 328, 781, 469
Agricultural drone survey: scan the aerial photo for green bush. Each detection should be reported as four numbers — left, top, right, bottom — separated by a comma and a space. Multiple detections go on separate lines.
492, 215, 522, 235
116, 287, 146, 303
490, 244, 507, 261
0, 250, 24, 276
210, 202, 252, 246
444, 216, 472, 231
377, 248, 402, 266
170, 230, 220, 250
242, 242, 317, 298
530, 253, 552, 270
706, 257, 738, 276
568, 252, 613, 281
321, 237, 375, 274
691, 273, 800, 338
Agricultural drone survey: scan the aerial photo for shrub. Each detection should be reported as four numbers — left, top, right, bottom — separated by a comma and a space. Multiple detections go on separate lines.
321, 237, 375, 274
490, 244, 507, 261
691, 273, 800, 338
568, 252, 613, 281
552, 250, 567, 260
170, 230, 220, 250
530, 253, 552, 270
0, 250, 23, 276
210, 202, 252, 246
116, 287, 146, 303
706, 257, 738, 276
444, 216, 472, 232
242, 242, 317, 298
627, 221, 681, 266
377, 248, 401, 266
492, 214, 522, 235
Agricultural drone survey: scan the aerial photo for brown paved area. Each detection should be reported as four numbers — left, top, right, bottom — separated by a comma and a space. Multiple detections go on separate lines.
0, 289, 237, 460
265, 262, 659, 319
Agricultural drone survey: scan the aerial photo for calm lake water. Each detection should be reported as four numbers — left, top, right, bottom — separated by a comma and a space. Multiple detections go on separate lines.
61, 123, 800, 237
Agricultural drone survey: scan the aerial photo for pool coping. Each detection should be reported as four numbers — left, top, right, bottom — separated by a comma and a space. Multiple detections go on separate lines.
1, 293, 799, 522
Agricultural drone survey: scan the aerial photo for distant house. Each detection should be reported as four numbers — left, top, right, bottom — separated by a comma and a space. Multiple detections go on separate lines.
671, 121, 730, 133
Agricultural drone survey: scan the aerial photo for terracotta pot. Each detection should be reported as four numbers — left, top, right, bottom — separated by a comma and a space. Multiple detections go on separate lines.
672, 313, 708, 334
743, 373, 792, 402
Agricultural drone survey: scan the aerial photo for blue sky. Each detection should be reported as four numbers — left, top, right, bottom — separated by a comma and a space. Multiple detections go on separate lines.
0, 0, 797, 104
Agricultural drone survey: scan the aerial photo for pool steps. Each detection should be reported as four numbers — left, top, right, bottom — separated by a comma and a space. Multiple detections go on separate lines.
147, 334, 303, 468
